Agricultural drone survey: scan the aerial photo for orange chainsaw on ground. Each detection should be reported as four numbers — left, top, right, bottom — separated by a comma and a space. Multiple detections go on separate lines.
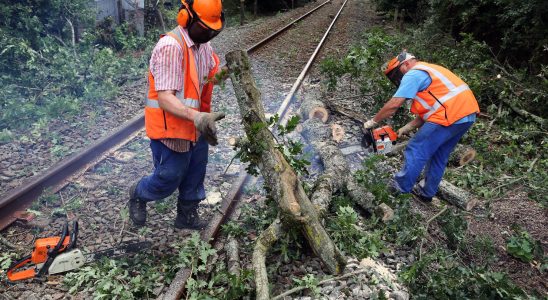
362, 125, 398, 154
6, 221, 151, 283
7, 221, 82, 282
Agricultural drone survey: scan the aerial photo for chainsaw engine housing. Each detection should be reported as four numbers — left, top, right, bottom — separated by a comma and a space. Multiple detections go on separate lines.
362, 125, 398, 154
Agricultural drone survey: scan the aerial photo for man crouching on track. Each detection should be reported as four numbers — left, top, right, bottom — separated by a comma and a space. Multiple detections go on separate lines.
363, 51, 479, 202
129, 0, 228, 229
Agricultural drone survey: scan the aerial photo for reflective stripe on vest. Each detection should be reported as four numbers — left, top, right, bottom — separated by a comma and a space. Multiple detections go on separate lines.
413, 64, 471, 121
420, 84, 470, 120
145, 98, 200, 109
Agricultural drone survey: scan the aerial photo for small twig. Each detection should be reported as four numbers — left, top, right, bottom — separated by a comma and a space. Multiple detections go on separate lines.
493, 177, 525, 193
419, 206, 449, 260
223, 154, 238, 176
0, 235, 22, 252
527, 155, 540, 173
271, 269, 369, 300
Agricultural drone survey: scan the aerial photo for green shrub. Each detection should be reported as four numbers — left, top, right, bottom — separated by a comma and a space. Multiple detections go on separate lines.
506, 228, 543, 263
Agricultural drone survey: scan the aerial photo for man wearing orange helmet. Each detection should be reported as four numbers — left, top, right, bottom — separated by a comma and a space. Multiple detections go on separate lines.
363, 51, 479, 202
128, 0, 227, 229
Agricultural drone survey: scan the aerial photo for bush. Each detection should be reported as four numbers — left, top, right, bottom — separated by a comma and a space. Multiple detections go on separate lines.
372, 0, 548, 72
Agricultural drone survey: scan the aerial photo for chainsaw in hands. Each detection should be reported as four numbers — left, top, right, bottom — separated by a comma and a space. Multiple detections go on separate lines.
6, 221, 150, 283
362, 125, 398, 154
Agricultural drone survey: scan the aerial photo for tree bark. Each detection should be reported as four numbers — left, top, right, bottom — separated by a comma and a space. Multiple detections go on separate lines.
253, 219, 283, 300
227, 50, 346, 276
435, 180, 479, 211
300, 90, 375, 213
240, 0, 245, 25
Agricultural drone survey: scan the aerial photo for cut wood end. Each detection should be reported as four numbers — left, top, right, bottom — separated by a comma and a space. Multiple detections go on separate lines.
228, 136, 239, 146
459, 149, 477, 166
308, 107, 329, 123
465, 198, 479, 211
375, 203, 394, 222
331, 124, 345, 143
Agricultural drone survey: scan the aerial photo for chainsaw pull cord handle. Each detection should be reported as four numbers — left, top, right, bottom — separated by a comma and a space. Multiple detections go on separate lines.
67, 221, 78, 250
35, 222, 69, 278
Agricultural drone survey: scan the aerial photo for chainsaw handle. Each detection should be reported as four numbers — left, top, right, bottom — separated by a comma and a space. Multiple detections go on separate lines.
51, 222, 69, 254
36, 222, 69, 278
67, 221, 78, 250
6, 255, 34, 283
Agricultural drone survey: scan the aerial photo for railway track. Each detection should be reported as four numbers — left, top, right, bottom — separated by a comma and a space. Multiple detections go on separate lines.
0, 0, 333, 232
1, 0, 355, 298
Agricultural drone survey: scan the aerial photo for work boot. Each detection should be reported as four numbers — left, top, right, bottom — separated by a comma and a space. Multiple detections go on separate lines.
411, 185, 432, 203
128, 182, 147, 226
174, 200, 208, 230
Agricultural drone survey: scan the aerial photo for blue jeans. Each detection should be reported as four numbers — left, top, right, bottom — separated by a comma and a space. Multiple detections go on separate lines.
134, 137, 208, 202
393, 121, 474, 198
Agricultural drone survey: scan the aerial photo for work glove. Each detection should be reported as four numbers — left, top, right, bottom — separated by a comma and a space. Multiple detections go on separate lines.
363, 119, 378, 130
396, 122, 416, 137
193, 112, 226, 146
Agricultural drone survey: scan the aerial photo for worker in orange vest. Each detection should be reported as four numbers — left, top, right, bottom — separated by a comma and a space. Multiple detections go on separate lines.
363, 51, 479, 202
129, 0, 227, 229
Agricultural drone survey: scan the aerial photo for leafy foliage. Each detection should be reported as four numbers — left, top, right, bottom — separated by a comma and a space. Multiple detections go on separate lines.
401, 248, 529, 300
0, 1, 152, 140
506, 228, 544, 263
293, 274, 321, 297
371, 0, 548, 72
327, 205, 386, 258
234, 114, 310, 176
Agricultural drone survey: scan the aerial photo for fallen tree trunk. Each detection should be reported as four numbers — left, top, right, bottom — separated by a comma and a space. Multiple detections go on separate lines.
300, 90, 374, 213
227, 50, 346, 277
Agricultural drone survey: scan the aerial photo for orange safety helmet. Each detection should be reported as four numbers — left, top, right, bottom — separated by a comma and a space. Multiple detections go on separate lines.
177, 0, 224, 43
382, 51, 416, 87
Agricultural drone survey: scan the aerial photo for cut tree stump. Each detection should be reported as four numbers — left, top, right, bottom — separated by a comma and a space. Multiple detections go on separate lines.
448, 144, 477, 167
227, 51, 346, 281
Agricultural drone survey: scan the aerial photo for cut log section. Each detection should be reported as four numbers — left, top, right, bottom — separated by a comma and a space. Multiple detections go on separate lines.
227, 50, 346, 277
375, 203, 394, 222
436, 180, 479, 211
225, 237, 241, 277
300, 90, 329, 123
448, 144, 477, 167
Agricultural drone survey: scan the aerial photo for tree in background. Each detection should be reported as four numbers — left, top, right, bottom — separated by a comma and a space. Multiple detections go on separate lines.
372, 0, 548, 73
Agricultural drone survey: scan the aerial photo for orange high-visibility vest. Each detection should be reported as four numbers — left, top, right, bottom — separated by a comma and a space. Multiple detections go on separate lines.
410, 62, 479, 126
144, 27, 220, 141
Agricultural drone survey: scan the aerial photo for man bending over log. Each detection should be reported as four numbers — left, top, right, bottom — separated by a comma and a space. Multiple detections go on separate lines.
363, 51, 479, 202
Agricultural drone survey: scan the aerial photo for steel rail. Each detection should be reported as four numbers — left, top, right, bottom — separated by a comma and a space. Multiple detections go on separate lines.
0, 114, 144, 230
277, 0, 350, 126
163, 0, 350, 298
0, 0, 333, 230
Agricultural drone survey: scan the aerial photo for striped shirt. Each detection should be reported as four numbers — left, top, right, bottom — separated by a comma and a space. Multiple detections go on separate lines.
149, 26, 216, 152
